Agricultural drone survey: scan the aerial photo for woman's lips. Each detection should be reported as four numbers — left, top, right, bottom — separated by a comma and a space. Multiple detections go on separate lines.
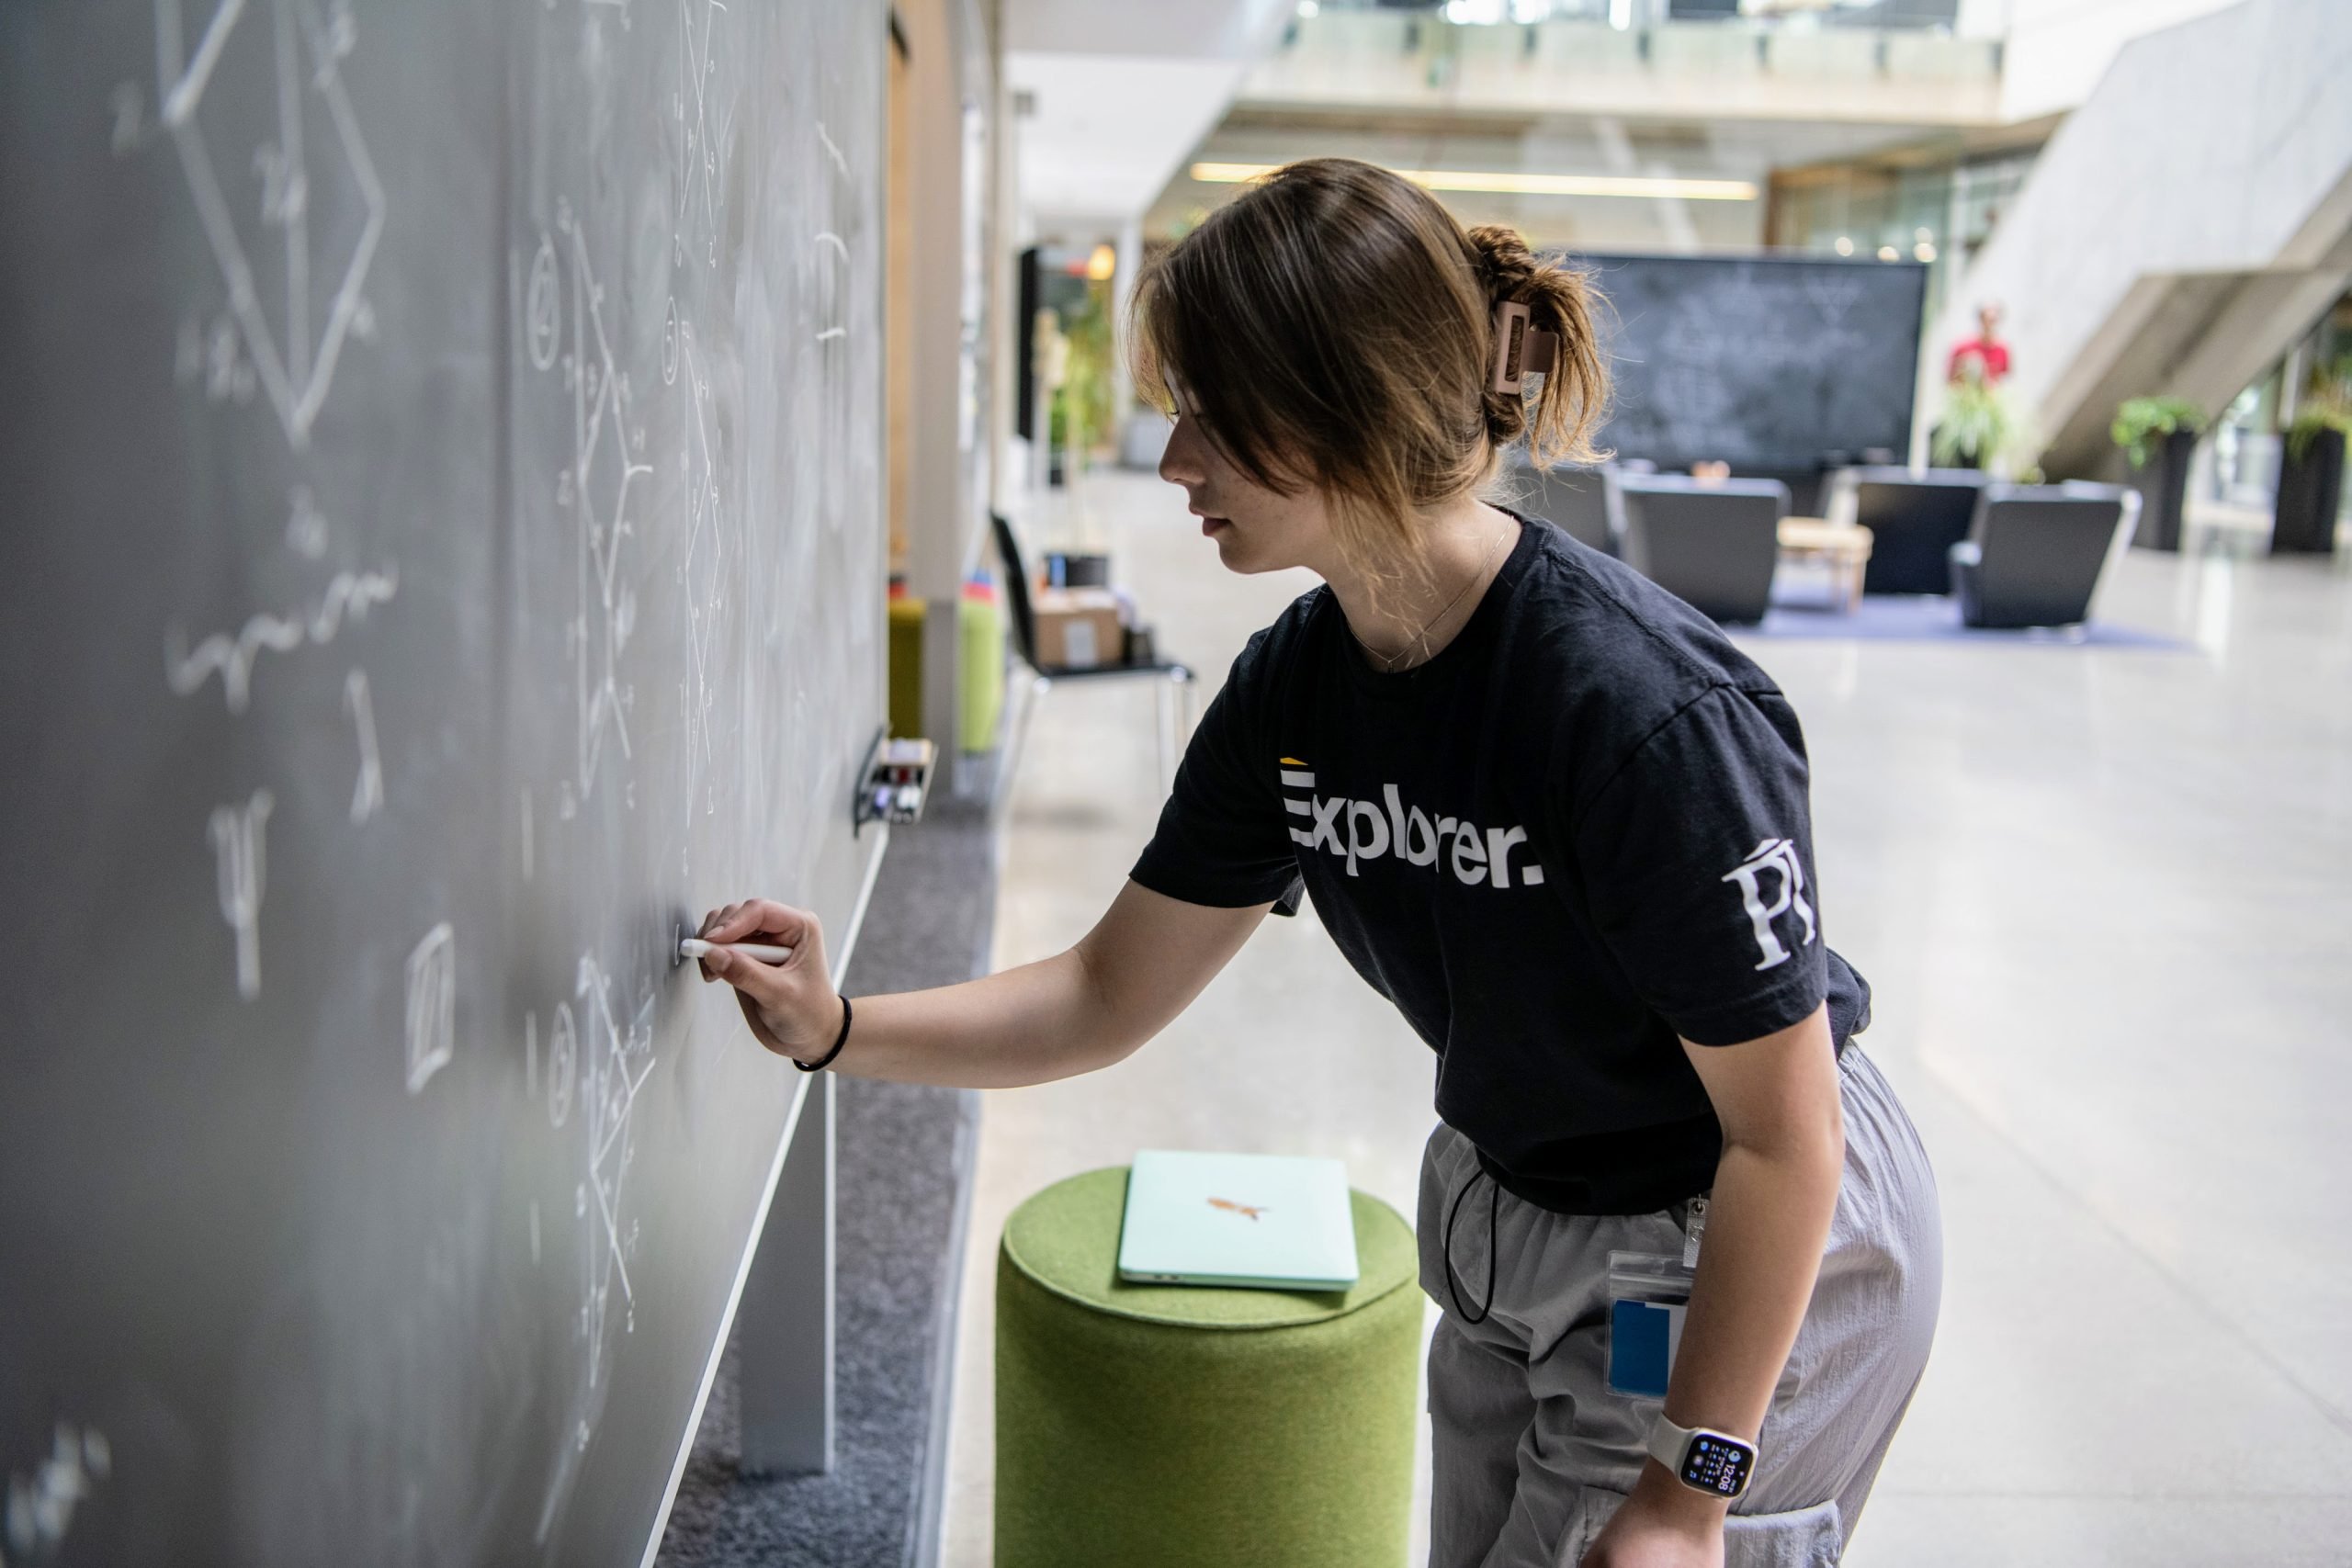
1200, 515, 1230, 537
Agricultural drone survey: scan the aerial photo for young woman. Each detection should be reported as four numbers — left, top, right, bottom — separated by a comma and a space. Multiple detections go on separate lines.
696, 158, 1941, 1568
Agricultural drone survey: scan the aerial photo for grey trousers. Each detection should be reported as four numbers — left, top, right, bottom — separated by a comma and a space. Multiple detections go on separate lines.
1418, 1046, 1942, 1568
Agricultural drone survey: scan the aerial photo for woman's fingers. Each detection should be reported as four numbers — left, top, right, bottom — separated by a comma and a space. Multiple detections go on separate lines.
708, 897, 814, 945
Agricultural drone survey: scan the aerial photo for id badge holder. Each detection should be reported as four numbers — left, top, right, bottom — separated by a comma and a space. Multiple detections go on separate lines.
1605, 1196, 1708, 1400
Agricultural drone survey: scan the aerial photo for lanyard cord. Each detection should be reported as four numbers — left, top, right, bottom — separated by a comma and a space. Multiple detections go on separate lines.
1442, 1165, 1500, 1325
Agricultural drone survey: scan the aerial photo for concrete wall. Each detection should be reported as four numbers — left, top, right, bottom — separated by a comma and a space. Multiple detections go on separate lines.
1996, 0, 2246, 123
1925, 0, 2352, 475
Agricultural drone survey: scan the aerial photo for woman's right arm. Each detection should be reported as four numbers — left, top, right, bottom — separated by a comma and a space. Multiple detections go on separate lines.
695, 880, 1272, 1089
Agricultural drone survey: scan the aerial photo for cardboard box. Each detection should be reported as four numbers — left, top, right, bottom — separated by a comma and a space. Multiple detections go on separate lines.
1033, 587, 1126, 671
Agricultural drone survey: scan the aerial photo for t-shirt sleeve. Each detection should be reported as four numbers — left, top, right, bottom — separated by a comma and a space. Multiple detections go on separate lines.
1128, 643, 1306, 916
1570, 684, 1829, 1046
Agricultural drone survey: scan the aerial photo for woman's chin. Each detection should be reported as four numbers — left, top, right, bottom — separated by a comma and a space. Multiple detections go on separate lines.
1204, 520, 1293, 575
1211, 532, 1261, 573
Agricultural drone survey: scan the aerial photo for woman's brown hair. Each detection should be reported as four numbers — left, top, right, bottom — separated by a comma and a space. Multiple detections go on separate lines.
1127, 157, 1609, 584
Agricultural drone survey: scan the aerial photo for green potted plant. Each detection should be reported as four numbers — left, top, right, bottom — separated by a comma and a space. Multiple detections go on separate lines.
1046, 276, 1116, 487
1930, 368, 2014, 471
2110, 395, 2206, 551
2276, 375, 2352, 555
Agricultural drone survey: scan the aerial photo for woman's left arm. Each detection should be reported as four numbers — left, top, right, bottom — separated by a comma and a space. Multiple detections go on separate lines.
1582, 1002, 1845, 1567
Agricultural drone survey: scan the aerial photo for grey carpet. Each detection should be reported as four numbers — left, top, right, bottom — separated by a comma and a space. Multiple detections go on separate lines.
656, 773, 997, 1568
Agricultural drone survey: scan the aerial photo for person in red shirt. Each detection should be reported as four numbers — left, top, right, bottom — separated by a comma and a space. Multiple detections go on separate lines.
1947, 300, 2011, 385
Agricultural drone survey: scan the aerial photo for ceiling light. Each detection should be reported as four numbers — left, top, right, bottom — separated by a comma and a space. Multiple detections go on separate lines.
1914, 242, 1937, 263
1834, 235, 1854, 256
1877, 244, 1900, 262
1187, 162, 1758, 202
1085, 243, 1116, 282
1296, 0, 1317, 14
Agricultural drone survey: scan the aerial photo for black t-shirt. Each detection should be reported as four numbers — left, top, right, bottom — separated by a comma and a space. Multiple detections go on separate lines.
1129, 511, 1870, 1215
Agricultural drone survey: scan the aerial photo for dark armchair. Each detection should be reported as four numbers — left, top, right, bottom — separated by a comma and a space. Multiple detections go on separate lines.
1825, 467, 1990, 595
1506, 458, 1652, 554
1613, 474, 1792, 624
1948, 485, 2142, 629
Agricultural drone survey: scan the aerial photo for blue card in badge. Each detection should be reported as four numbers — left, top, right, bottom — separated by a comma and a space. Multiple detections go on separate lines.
1607, 1249, 1695, 1399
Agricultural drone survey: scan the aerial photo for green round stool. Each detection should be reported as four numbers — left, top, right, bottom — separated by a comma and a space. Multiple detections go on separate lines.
994, 1167, 1422, 1568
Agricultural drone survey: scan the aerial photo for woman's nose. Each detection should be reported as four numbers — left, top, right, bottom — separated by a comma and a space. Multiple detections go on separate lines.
1158, 417, 1205, 487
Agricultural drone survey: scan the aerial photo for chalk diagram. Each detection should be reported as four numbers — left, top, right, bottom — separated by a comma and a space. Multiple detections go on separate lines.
153, 0, 385, 451
535, 953, 655, 1540
5, 1422, 110, 1562
674, 0, 731, 270
209, 788, 273, 1000
402, 920, 456, 1095
665, 0, 736, 833
535, 202, 650, 807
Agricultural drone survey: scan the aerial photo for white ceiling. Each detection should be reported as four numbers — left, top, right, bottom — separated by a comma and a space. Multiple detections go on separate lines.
1007, 0, 1295, 226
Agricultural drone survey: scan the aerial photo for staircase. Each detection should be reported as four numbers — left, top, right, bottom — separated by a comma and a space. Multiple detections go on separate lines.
1926, 0, 2352, 477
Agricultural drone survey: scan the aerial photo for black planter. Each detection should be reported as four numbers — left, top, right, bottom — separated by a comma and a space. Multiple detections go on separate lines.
2273, 426, 2344, 555
2129, 427, 2198, 551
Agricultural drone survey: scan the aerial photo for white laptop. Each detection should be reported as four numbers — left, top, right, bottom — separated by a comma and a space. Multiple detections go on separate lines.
1116, 1149, 1361, 1292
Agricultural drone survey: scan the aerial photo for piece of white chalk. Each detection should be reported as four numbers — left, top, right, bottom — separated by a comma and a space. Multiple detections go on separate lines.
680, 938, 794, 964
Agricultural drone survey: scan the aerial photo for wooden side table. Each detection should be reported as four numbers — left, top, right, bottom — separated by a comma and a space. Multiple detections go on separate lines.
1777, 517, 1875, 613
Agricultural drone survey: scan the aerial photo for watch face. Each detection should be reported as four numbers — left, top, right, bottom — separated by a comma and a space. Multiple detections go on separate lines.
1679, 1433, 1754, 1498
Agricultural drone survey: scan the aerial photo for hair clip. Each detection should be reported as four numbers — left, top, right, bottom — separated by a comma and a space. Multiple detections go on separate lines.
1490, 299, 1557, 395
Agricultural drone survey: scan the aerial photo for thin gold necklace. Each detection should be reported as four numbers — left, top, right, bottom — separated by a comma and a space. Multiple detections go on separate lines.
1354, 519, 1513, 672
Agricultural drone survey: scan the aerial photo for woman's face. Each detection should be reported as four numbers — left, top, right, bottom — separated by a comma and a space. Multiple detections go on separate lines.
1157, 387, 1334, 577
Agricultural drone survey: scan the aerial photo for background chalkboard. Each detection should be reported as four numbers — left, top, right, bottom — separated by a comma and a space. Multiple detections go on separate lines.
0, 3, 883, 1563
1577, 252, 1928, 472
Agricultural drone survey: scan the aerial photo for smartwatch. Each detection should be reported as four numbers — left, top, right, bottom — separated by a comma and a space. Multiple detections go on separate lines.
1645, 1414, 1758, 1501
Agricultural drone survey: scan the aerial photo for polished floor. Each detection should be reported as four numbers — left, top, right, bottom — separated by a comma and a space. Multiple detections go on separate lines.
940, 468, 2352, 1567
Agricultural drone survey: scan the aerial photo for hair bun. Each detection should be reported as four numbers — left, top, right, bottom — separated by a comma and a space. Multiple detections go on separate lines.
1467, 224, 1540, 302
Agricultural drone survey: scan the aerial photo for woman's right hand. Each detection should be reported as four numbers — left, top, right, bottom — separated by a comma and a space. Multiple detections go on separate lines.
695, 899, 844, 1066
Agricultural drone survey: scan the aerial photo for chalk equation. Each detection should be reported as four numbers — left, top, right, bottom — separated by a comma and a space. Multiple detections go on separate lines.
403, 920, 456, 1094
674, 322, 729, 823
209, 788, 273, 1000
345, 667, 383, 822
165, 564, 396, 715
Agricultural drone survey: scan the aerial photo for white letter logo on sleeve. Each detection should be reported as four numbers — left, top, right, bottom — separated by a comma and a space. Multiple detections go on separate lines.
1722, 838, 1817, 970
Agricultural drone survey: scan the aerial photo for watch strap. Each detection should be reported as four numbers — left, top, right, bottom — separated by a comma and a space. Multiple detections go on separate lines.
1645, 1413, 1695, 1474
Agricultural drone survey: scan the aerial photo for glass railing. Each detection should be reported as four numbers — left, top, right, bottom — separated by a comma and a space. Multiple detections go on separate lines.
1300, 0, 1976, 32
1261, 5, 2005, 118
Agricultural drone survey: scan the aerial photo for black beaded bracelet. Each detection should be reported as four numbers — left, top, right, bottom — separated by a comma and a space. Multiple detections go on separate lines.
794, 994, 853, 1073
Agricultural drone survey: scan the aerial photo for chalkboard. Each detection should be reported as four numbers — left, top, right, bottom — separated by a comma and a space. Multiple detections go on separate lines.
0, 3, 884, 1564
1576, 252, 1928, 472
